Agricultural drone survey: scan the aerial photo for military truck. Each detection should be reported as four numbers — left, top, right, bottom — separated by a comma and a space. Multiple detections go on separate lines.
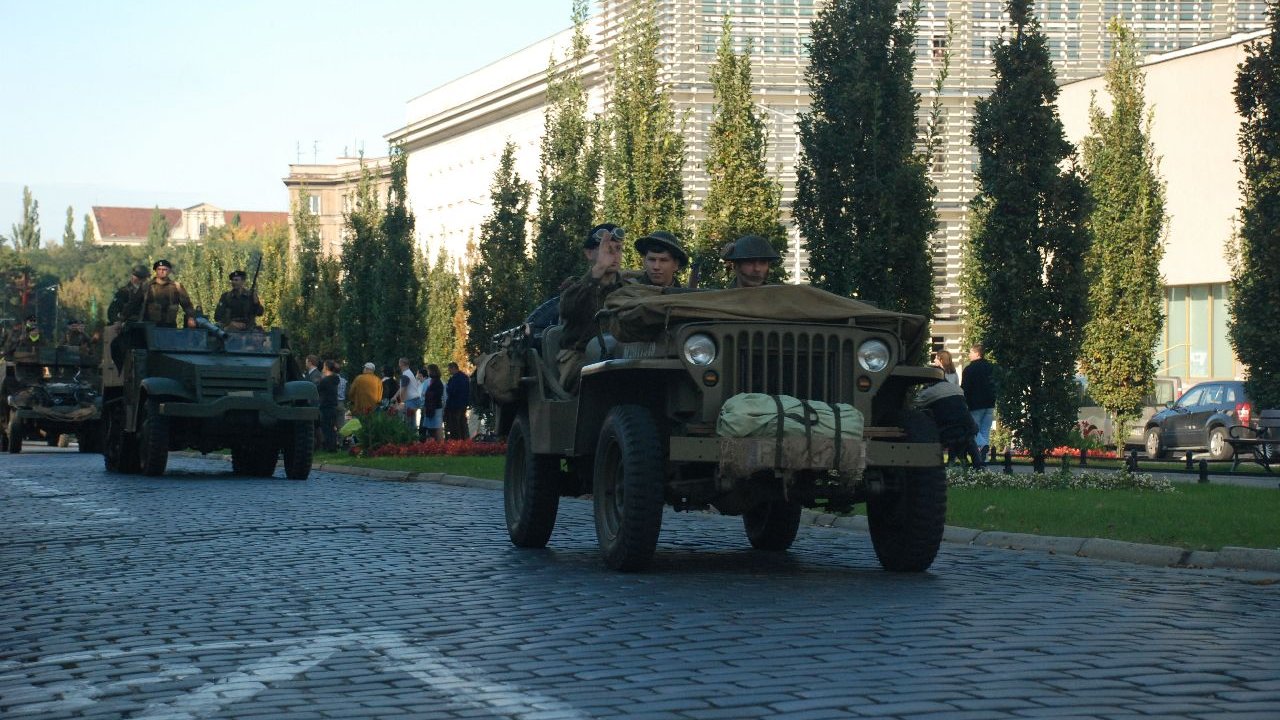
99, 320, 318, 478
2, 346, 102, 453
477, 284, 956, 572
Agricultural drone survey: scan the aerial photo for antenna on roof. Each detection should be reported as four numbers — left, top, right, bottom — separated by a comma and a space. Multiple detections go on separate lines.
295, 141, 301, 163
312, 141, 318, 164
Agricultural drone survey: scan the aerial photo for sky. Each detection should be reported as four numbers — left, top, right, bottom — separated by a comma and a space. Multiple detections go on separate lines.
0, 0, 574, 239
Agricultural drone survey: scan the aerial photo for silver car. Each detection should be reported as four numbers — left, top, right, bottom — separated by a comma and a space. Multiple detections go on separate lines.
1076, 375, 1182, 449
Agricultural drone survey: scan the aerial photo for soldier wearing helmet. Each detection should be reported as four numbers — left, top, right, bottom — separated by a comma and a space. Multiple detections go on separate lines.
724, 235, 781, 288
124, 259, 196, 328
108, 264, 152, 323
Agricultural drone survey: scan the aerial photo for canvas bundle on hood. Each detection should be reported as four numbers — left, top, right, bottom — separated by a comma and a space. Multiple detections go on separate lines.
475, 349, 523, 404
717, 393, 864, 441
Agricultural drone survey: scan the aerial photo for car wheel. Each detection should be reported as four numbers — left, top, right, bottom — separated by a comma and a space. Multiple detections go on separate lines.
1144, 427, 1163, 460
1207, 426, 1231, 462
137, 402, 169, 477
7, 412, 22, 454
743, 500, 803, 551
103, 405, 140, 473
281, 420, 314, 480
593, 405, 665, 572
867, 410, 947, 572
503, 413, 561, 548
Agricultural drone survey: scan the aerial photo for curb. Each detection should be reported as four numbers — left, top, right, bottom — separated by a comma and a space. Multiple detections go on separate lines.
186, 454, 1280, 576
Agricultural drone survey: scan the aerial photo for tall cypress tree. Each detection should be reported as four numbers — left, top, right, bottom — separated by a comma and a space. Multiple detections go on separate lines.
81, 212, 95, 246
531, 0, 601, 301
339, 162, 384, 368
696, 17, 787, 288
6, 186, 41, 251
1079, 19, 1167, 439
1231, 5, 1280, 409
466, 142, 532, 357
967, 0, 1091, 468
374, 146, 425, 365
425, 246, 460, 371
287, 189, 324, 354
793, 0, 936, 319
62, 206, 76, 247
602, 0, 686, 261
146, 206, 169, 250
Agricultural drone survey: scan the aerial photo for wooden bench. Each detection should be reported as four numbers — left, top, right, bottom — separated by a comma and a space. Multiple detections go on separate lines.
1227, 409, 1279, 473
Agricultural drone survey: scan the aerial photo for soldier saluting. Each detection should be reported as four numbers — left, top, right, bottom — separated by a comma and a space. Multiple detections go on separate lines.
124, 259, 196, 328
108, 264, 151, 323
214, 269, 264, 331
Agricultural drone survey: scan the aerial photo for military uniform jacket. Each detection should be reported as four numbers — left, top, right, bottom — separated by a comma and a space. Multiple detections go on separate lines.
63, 329, 90, 348
125, 278, 194, 327
214, 289, 264, 327
108, 282, 145, 323
6, 332, 45, 358
559, 271, 624, 352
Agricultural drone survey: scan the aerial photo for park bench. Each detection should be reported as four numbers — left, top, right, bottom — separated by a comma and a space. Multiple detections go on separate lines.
1227, 408, 1279, 473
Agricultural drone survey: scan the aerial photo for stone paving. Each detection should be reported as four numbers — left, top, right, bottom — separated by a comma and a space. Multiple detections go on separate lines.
2, 449, 1278, 719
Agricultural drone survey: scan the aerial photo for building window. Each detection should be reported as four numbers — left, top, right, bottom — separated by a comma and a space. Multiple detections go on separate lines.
932, 35, 947, 60
199, 222, 207, 239
1160, 283, 1235, 380
309, 195, 321, 215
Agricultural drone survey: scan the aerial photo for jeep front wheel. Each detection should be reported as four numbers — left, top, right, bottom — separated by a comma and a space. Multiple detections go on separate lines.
592, 405, 665, 572
137, 402, 169, 476
867, 410, 946, 572
743, 500, 803, 551
504, 413, 561, 548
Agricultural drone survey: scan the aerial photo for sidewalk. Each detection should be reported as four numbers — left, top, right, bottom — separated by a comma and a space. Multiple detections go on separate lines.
312, 461, 1280, 577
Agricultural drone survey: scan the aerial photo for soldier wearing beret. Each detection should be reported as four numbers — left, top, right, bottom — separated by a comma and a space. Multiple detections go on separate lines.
63, 318, 90, 348
632, 230, 688, 289
108, 264, 151, 323
124, 259, 196, 328
4, 315, 45, 358
214, 269, 264, 331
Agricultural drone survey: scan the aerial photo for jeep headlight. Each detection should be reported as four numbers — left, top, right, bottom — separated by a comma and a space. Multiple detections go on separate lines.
683, 333, 717, 366
857, 339, 891, 372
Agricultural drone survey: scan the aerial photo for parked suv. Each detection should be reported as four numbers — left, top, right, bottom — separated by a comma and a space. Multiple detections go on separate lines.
1143, 380, 1253, 461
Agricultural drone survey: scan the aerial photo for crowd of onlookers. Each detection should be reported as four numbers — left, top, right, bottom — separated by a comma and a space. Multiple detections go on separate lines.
303, 354, 471, 452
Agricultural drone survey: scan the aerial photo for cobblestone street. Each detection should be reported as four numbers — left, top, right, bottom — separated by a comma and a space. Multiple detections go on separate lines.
2, 450, 1278, 719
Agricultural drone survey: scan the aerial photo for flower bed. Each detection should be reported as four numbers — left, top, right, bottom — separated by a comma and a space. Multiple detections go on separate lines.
947, 466, 1174, 492
358, 439, 507, 458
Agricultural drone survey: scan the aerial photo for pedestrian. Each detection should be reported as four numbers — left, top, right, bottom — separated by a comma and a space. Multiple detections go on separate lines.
304, 355, 321, 383
419, 364, 444, 441
213, 270, 264, 331
633, 230, 688, 288
393, 357, 422, 428
962, 343, 998, 459
724, 235, 780, 288
934, 350, 959, 385
381, 364, 399, 406
336, 365, 348, 406
444, 361, 470, 440
348, 362, 383, 416
316, 359, 341, 452
107, 264, 150, 323
558, 223, 626, 390
123, 259, 196, 328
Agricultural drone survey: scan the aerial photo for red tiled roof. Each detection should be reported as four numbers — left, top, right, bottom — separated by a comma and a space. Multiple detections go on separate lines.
93, 207, 182, 239
228, 211, 289, 230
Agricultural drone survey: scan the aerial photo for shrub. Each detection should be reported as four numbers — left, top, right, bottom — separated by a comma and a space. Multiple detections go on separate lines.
354, 409, 417, 455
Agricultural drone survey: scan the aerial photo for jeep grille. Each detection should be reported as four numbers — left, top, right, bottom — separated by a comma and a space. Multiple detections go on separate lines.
197, 366, 273, 400
721, 330, 855, 405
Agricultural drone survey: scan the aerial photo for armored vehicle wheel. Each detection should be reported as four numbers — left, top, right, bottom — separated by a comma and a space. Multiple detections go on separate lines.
233, 442, 278, 477
281, 420, 314, 480
104, 405, 140, 473
7, 412, 22, 454
743, 500, 803, 551
592, 405, 665, 572
504, 413, 561, 548
867, 410, 946, 572
137, 402, 169, 477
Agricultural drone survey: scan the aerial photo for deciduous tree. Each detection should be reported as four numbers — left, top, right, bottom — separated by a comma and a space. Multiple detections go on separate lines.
425, 246, 460, 372
146, 206, 169, 250
6, 186, 42, 251
62, 206, 76, 247
467, 142, 532, 357
81, 213, 96, 246
1079, 19, 1167, 440
339, 161, 385, 368
966, 0, 1091, 469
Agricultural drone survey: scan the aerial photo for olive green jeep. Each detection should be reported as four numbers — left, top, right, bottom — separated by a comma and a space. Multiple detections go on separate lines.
99, 319, 319, 478
478, 284, 951, 572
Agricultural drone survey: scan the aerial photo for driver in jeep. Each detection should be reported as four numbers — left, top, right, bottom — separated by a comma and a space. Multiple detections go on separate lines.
557, 223, 626, 391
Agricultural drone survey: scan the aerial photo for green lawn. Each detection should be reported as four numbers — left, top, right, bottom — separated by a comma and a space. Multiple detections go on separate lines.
311, 451, 1279, 551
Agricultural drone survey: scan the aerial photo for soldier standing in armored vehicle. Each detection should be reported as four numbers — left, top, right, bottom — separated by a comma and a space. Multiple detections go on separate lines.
124, 259, 196, 328
214, 269, 264, 331
632, 231, 687, 289
4, 315, 45, 358
108, 265, 151, 323
724, 234, 780, 288
557, 223, 627, 390
63, 318, 89, 348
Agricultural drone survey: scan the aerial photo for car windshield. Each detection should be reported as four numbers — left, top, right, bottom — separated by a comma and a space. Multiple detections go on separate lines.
1177, 387, 1204, 407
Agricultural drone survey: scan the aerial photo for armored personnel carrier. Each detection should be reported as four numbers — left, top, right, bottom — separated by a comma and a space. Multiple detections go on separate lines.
100, 320, 319, 478
477, 284, 958, 572
2, 345, 102, 453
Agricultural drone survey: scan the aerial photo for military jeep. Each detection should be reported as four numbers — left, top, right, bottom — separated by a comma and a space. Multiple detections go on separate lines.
1, 346, 102, 453
99, 320, 319, 478
478, 284, 950, 572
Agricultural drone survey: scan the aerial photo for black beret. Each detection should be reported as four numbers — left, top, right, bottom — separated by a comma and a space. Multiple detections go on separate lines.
153, 259, 172, 270
229, 270, 247, 280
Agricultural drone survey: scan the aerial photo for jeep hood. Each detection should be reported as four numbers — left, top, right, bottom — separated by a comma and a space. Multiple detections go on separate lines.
603, 284, 929, 358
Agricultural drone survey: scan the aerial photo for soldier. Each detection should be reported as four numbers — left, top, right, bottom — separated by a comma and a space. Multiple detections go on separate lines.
108, 264, 151, 323
214, 269, 264, 331
632, 230, 688, 288
558, 223, 626, 390
124, 259, 196, 328
63, 318, 90, 348
724, 235, 781, 288
4, 315, 45, 358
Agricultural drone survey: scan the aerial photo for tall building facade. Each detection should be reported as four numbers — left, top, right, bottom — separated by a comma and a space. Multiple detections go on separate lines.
387, 0, 1267, 351
283, 156, 392, 257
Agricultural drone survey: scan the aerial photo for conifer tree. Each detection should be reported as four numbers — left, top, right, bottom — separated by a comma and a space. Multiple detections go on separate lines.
532, 0, 601, 300
425, 246, 460, 371
696, 17, 787, 288
466, 142, 532, 357
966, 0, 1091, 469
310, 256, 344, 360
62, 206, 76, 247
1231, 5, 1280, 408
793, 0, 936, 319
602, 0, 686, 263
286, 189, 324, 353
81, 213, 95, 246
339, 162, 385, 368
6, 186, 41, 251
1079, 19, 1167, 440
146, 207, 169, 250
373, 146, 425, 365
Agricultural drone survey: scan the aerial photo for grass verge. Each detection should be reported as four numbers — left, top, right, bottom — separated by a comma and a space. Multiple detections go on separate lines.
312, 452, 1278, 551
